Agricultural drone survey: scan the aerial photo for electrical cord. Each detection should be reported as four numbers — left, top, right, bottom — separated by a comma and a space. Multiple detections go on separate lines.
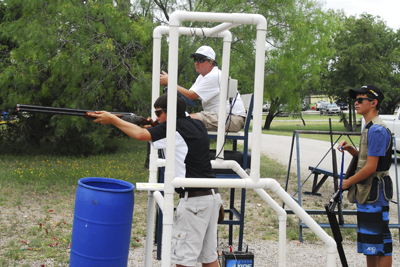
214, 92, 238, 160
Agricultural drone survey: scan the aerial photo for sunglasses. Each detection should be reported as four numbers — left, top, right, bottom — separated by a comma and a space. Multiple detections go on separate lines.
154, 109, 167, 117
193, 58, 208, 64
355, 97, 374, 104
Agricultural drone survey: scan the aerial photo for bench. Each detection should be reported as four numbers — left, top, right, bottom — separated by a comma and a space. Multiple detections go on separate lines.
304, 166, 346, 196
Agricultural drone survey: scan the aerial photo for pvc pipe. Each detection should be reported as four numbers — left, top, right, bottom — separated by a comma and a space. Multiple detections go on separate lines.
153, 191, 165, 212
145, 27, 164, 267
171, 177, 337, 267
249, 26, 267, 184
153, 25, 232, 42
150, 30, 163, 183
150, 24, 231, 267
254, 189, 286, 266
169, 11, 267, 30
160, 24, 180, 267
155, 159, 166, 168
209, 22, 238, 35
144, 192, 156, 267
215, 39, 231, 161
211, 160, 249, 178
150, 11, 339, 267
273, 185, 337, 267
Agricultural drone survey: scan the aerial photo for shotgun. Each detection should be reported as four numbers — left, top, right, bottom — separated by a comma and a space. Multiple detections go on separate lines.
325, 155, 358, 267
16, 104, 158, 127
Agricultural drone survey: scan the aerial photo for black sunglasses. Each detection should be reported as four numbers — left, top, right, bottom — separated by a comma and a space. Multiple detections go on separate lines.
355, 97, 374, 104
154, 109, 167, 117
193, 57, 208, 64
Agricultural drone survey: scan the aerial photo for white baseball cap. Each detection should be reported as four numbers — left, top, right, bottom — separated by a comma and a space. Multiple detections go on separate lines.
190, 46, 216, 60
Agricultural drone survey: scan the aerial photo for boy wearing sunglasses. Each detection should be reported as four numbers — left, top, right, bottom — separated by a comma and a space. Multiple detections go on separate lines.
87, 93, 222, 267
160, 45, 246, 132
338, 85, 393, 267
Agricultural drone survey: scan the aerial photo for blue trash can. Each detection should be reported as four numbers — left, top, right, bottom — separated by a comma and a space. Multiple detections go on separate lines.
70, 177, 135, 267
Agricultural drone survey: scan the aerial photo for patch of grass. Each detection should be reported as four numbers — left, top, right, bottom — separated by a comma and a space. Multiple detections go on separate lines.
255, 113, 362, 144
0, 138, 149, 195
0, 138, 149, 266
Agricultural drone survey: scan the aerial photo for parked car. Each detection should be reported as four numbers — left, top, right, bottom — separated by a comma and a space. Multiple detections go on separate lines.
301, 100, 308, 111
335, 101, 348, 110
276, 104, 289, 117
322, 103, 340, 115
315, 100, 327, 111
319, 102, 329, 114
363, 114, 400, 153
262, 101, 270, 112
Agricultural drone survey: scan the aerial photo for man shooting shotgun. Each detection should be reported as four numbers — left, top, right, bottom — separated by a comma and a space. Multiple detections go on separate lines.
16, 104, 157, 127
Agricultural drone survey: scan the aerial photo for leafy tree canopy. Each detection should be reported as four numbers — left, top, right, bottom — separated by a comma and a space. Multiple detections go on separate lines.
0, 0, 154, 155
324, 13, 400, 116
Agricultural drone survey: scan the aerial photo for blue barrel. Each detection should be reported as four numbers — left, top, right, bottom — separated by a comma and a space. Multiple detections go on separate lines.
70, 177, 135, 267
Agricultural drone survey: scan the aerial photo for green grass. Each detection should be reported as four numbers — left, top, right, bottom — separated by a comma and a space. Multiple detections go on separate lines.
259, 113, 362, 145
0, 138, 149, 195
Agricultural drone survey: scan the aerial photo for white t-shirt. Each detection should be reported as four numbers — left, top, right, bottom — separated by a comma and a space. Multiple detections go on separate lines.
190, 67, 246, 117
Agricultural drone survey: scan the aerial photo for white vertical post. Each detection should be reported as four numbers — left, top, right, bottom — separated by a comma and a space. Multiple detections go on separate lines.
159, 22, 180, 267
144, 28, 165, 267
249, 22, 267, 183
215, 39, 232, 162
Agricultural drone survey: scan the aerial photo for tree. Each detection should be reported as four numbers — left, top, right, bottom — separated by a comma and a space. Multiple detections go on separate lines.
259, 1, 339, 129
132, 0, 339, 130
324, 13, 400, 130
0, 0, 154, 154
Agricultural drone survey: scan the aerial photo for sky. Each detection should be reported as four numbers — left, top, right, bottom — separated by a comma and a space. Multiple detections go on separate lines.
320, 0, 400, 30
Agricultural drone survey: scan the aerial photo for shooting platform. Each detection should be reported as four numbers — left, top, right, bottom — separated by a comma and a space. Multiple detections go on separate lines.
139, 10, 341, 267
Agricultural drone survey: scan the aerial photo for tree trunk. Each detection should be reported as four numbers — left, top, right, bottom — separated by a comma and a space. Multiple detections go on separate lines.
348, 104, 353, 127
352, 103, 357, 132
263, 113, 275, 130
300, 112, 306, 126
340, 112, 352, 131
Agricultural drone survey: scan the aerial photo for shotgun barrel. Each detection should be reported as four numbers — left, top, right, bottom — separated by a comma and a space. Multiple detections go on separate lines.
16, 104, 158, 127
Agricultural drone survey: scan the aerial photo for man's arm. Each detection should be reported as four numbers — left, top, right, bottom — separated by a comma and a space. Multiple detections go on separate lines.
341, 156, 378, 189
160, 71, 199, 100
87, 111, 152, 141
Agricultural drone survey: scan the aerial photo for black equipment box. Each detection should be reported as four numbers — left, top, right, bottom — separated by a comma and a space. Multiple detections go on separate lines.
221, 251, 254, 267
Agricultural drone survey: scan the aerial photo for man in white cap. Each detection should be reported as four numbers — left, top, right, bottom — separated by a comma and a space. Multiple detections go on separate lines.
160, 45, 246, 132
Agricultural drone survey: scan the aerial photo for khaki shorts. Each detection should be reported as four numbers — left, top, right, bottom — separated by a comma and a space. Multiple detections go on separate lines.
196, 111, 245, 132
171, 191, 222, 266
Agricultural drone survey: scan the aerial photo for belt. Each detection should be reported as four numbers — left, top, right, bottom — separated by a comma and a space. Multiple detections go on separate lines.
179, 189, 219, 198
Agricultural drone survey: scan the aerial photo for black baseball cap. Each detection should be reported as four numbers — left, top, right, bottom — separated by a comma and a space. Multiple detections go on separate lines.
349, 85, 384, 102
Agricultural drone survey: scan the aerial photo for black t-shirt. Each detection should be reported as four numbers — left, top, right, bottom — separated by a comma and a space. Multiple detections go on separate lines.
147, 115, 215, 193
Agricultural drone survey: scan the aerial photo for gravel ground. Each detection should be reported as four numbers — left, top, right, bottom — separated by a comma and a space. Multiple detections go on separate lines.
126, 238, 400, 266
124, 133, 400, 266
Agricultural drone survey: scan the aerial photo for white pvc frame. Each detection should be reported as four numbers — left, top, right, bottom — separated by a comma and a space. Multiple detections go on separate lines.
141, 11, 337, 267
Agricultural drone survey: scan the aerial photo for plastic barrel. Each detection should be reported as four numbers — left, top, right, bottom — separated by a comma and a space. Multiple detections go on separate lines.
70, 177, 135, 267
